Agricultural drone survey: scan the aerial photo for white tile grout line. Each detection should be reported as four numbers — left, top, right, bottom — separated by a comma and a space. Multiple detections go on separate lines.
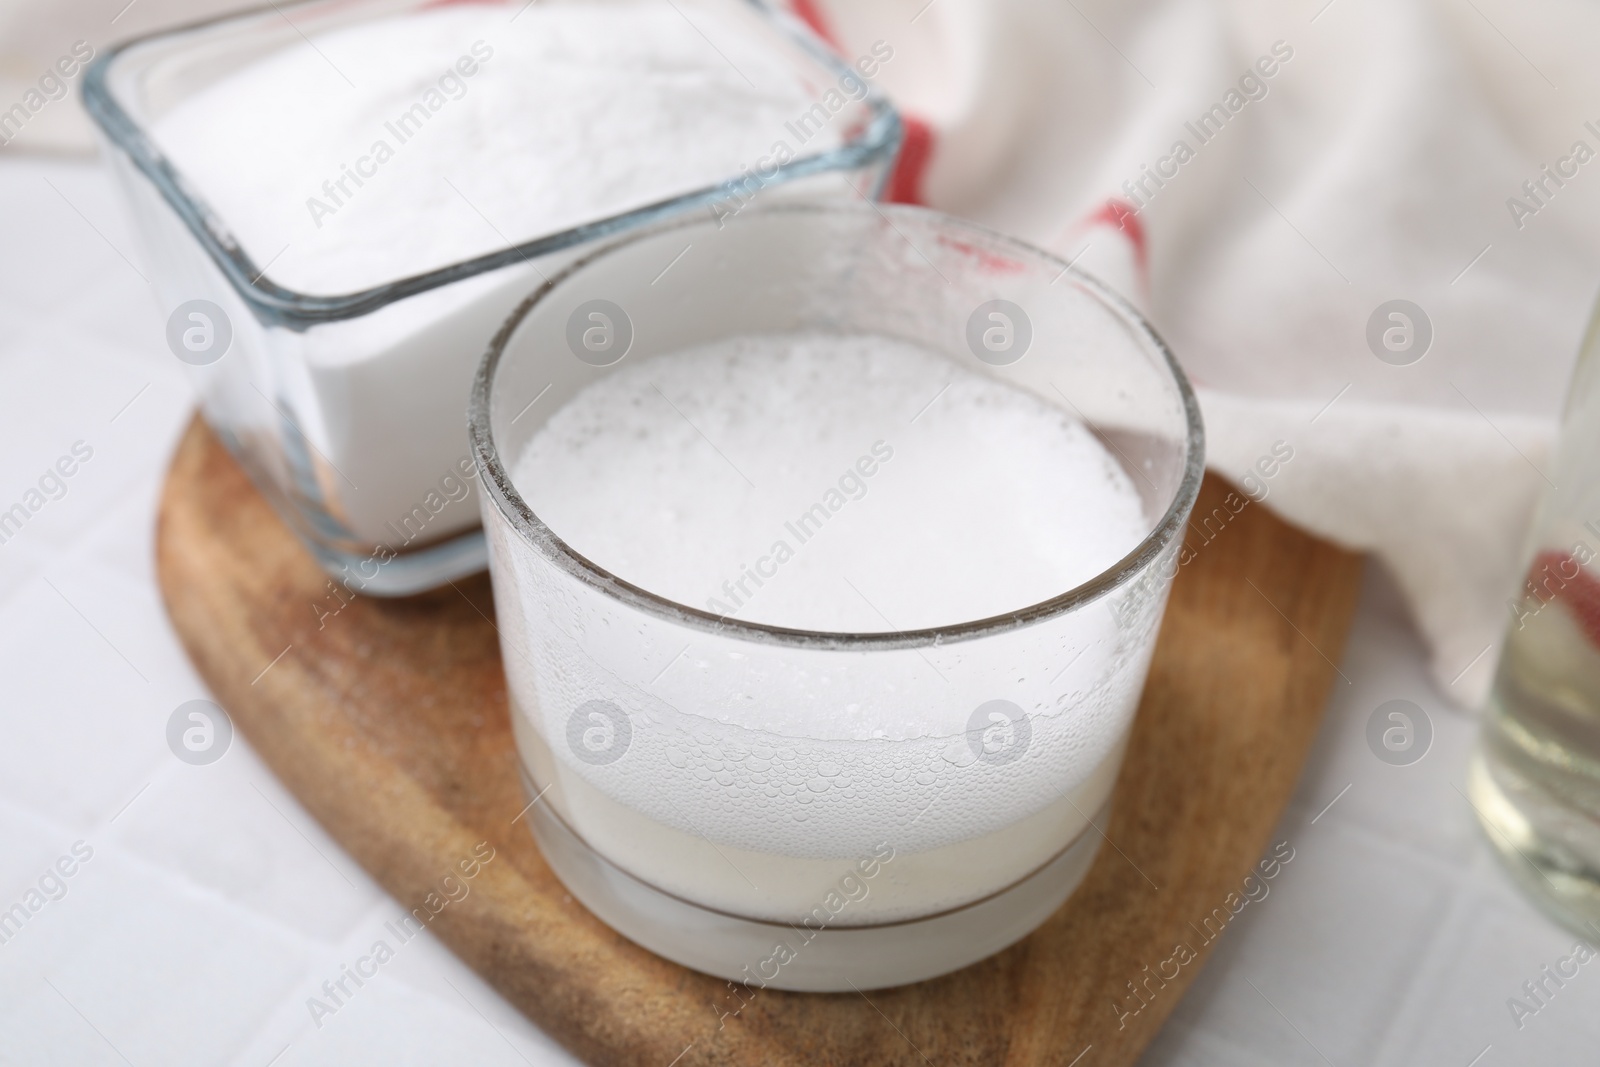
41, 576, 149, 683
1342, 877, 1488, 1067
0, 786, 376, 970
0, 409, 196, 617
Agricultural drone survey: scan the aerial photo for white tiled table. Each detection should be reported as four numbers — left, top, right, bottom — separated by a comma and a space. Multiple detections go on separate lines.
1, 157, 1594, 1067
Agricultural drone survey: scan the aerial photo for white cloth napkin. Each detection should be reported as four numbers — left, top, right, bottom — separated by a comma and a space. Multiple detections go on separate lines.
10, 0, 1596, 704
803, 0, 1600, 706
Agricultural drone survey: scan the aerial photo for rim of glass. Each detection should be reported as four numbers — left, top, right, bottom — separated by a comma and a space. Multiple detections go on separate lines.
469, 201, 1206, 651
80, 0, 902, 330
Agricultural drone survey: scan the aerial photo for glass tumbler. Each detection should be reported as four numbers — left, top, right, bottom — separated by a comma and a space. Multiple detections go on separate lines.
84, 0, 899, 594
470, 203, 1203, 990
1474, 295, 1600, 936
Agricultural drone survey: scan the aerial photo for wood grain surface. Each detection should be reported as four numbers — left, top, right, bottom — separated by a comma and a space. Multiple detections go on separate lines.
156, 416, 1363, 1066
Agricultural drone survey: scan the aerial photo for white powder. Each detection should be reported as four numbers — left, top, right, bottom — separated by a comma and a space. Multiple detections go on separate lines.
152, 1, 824, 295
499, 332, 1164, 919
148, 1, 833, 546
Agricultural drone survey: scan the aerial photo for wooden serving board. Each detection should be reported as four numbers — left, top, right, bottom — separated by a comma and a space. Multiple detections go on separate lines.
156, 416, 1363, 1066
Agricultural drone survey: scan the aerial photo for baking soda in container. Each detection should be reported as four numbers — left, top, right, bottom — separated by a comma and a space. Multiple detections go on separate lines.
87, 0, 897, 590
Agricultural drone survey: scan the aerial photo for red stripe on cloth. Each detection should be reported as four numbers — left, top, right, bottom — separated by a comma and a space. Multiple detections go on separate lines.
1086, 198, 1148, 279
886, 115, 934, 205
1528, 550, 1600, 649
786, 0, 935, 206
790, 0, 842, 48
